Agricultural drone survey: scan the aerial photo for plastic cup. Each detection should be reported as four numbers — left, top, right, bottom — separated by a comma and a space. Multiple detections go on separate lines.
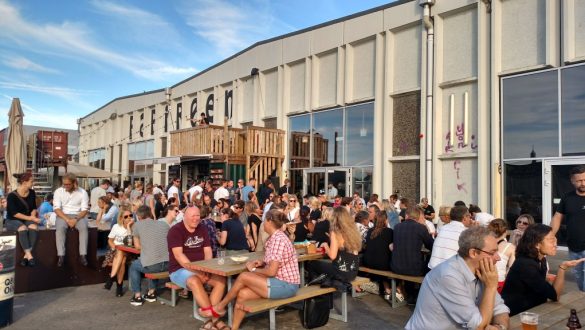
217, 250, 226, 265
520, 312, 538, 330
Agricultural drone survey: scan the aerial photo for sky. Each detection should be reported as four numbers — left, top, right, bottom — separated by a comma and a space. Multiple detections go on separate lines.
0, 0, 395, 130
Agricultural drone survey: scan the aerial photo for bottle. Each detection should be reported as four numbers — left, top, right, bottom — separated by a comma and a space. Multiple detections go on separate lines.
567, 309, 582, 330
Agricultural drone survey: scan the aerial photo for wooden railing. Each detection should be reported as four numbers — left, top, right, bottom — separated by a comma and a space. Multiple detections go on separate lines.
170, 125, 285, 180
170, 125, 245, 158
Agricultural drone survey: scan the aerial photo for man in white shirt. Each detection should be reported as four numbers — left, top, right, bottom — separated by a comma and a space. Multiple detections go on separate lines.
167, 178, 181, 201
470, 204, 495, 227
327, 183, 338, 201
89, 179, 110, 220
428, 206, 473, 269
188, 179, 204, 204
54, 173, 90, 267
213, 180, 229, 202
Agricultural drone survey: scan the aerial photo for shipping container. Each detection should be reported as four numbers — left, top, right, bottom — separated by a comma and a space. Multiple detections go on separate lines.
36, 130, 68, 166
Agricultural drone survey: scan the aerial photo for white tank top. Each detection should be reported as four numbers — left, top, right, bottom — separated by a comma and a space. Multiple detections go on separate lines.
496, 240, 512, 282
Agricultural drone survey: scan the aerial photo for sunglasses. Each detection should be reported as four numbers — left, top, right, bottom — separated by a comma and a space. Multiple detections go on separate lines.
123, 214, 132, 219
289, 200, 297, 203
516, 220, 529, 225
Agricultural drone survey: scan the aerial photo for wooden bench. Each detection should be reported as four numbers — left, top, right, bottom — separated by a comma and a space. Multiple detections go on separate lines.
359, 267, 424, 308
237, 276, 370, 330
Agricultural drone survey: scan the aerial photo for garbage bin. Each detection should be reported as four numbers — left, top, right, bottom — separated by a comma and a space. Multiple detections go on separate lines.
0, 234, 16, 327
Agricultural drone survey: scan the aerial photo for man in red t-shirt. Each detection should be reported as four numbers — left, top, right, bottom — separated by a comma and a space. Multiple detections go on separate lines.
168, 207, 226, 328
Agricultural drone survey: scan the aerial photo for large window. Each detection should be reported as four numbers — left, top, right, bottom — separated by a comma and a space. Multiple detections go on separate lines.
561, 65, 585, 156
288, 102, 374, 169
502, 70, 558, 159
345, 103, 374, 166
128, 140, 154, 175
88, 148, 106, 170
501, 63, 585, 226
313, 109, 343, 166
289, 115, 311, 169
128, 140, 154, 161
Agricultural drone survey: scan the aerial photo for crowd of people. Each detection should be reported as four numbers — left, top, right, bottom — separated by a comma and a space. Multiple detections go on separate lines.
1, 164, 584, 330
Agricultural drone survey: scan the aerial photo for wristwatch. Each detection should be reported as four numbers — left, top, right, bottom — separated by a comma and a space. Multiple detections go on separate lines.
493, 323, 507, 330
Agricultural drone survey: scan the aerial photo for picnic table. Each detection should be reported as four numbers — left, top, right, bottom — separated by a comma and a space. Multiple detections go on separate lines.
187, 249, 324, 326
509, 290, 585, 329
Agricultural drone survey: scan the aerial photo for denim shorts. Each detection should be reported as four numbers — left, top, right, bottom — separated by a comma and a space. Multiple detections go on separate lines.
170, 268, 199, 289
267, 277, 299, 299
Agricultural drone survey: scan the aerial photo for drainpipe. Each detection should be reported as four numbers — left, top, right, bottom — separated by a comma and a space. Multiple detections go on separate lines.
420, 0, 435, 202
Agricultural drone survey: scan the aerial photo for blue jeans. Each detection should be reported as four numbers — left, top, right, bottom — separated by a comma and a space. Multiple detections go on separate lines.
569, 250, 585, 291
129, 259, 168, 294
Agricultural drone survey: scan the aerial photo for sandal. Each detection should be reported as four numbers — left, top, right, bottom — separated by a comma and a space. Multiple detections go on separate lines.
178, 290, 189, 299
212, 319, 231, 330
198, 306, 223, 318
199, 319, 215, 330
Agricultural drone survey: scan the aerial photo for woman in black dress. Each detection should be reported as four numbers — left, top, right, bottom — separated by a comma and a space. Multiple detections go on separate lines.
363, 211, 393, 299
501, 224, 585, 315
307, 207, 361, 283
6, 173, 40, 267
245, 201, 262, 251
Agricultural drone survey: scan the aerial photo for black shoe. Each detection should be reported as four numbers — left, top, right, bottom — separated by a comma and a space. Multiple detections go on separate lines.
104, 276, 114, 290
27, 258, 36, 267
130, 296, 145, 306
20, 258, 28, 267
144, 292, 157, 303
116, 283, 124, 297
79, 255, 88, 267
57, 256, 65, 267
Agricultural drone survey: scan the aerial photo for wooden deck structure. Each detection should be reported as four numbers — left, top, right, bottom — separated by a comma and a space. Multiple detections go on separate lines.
170, 124, 285, 182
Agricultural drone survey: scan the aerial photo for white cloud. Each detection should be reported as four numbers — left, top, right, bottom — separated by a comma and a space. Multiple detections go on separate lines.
0, 81, 96, 99
0, 0, 196, 81
0, 93, 78, 129
2, 56, 60, 74
181, 0, 296, 57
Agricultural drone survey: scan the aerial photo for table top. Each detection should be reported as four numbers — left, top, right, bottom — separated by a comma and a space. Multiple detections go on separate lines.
188, 250, 324, 277
509, 290, 585, 329
115, 245, 140, 254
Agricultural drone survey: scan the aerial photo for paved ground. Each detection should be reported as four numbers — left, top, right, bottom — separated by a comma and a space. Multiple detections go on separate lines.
7, 251, 577, 329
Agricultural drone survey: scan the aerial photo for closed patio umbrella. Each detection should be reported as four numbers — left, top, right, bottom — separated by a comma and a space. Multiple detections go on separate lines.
6, 98, 26, 191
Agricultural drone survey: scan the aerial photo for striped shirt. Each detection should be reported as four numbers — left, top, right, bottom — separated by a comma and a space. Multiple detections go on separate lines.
428, 221, 467, 269
133, 219, 170, 267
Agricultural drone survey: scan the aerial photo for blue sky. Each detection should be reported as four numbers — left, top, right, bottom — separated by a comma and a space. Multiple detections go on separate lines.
0, 0, 394, 130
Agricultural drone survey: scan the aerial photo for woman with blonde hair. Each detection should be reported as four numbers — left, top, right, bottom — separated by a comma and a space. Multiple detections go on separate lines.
103, 204, 134, 297
308, 207, 361, 283
312, 206, 333, 246
142, 183, 156, 219
509, 214, 535, 245
382, 199, 400, 229
308, 196, 322, 222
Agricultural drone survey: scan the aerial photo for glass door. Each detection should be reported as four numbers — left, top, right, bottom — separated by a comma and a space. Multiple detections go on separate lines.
303, 167, 351, 200
543, 159, 585, 249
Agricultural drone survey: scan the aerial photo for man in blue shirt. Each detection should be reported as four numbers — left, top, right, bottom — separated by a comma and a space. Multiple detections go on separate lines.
241, 178, 256, 202
405, 226, 510, 330
38, 193, 54, 227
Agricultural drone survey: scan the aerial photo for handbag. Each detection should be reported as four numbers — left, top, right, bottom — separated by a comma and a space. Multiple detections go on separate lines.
299, 274, 332, 329
299, 293, 332, 329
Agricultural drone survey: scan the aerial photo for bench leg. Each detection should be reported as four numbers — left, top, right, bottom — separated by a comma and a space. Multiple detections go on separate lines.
269, 308, 276, 330
156, 282, 176, 306
157, 284, 177, 307
329, 292, 348, 322
227, 276, 234, 327
391, 279, 406, 308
